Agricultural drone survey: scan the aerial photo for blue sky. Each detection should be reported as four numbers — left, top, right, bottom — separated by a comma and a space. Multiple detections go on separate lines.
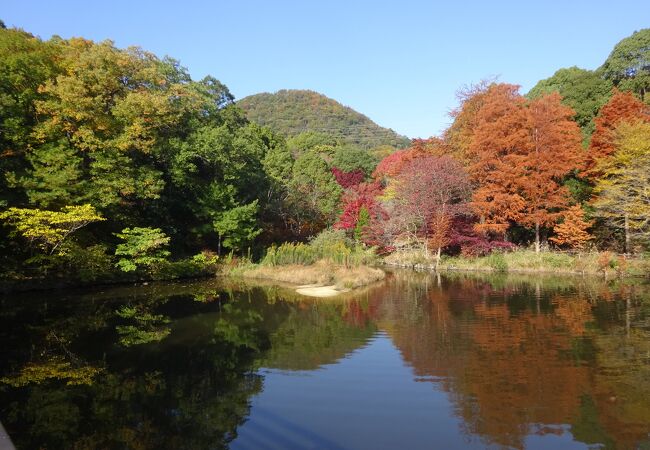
3, 1, 650, 138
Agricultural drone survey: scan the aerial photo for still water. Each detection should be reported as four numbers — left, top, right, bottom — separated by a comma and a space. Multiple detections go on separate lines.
1, 271, 649, 449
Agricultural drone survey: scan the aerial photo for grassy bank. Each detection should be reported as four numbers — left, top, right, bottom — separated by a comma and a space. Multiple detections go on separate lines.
234, 260, 385, 290
383, 249, 650, 277
227, 229, 385, 293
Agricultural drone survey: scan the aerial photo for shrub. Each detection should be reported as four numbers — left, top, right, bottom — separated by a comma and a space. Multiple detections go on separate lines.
262, 229, 376, 267
486, 253, 508, 272
114, 227, 170, 274
63, 243, 115, 282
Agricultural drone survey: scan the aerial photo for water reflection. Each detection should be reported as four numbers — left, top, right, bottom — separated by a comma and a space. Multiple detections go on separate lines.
0, 272, 649, 449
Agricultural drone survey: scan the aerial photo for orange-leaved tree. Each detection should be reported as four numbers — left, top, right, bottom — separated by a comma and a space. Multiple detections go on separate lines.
445, 79, 496, 164
549, 205, 593, 250
521, 92, 583, 252
466, 83, 530, 236
454, 84, 583, 249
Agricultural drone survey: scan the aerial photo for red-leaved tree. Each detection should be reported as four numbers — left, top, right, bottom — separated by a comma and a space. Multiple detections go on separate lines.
335, 181, 386, 246
447, 216, 516, 256
388, 155, 471, 266
331, 167, 365, 189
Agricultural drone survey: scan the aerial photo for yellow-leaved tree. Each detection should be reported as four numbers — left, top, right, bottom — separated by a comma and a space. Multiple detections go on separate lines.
592, 120, 650, 252
0, 204, 104, 255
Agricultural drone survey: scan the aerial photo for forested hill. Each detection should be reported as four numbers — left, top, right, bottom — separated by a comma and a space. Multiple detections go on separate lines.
238, 90, 411, 149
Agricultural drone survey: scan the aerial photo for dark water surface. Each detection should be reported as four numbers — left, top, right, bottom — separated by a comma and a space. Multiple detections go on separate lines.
1, 271, 649, 449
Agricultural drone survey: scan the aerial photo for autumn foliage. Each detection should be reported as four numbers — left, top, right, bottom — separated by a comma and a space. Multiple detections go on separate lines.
521, 92, 583, 250
466, 84, 532, 234
335, 181, 385, 245
331, 167, 364, 189
586, 90, 650, 176
549, 205, 593, 250
462, 85, 583, 248
386, 155, 471, 259
368, 82, 593, 256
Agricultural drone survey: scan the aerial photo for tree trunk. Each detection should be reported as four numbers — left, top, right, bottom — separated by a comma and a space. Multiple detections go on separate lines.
218, 234, 222, 256
624, 213, 630, 254
435, 246, 442, 271
625, 294, 631, 338
534, 222, 541, 253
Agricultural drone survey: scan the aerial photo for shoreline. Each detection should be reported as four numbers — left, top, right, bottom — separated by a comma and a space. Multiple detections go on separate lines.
2, 253, 646, 295
381, 249, 649, 279
382, 262, 604, 277
230, 261, 386, 297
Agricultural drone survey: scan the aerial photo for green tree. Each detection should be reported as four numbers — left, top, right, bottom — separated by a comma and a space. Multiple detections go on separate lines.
332, 146, 378, 177
212, 200, 261, 254
599, 29, 650, 101
288, 150, 343, 230
354, 206, 370, 243
0, 27, 61, 205
528, 67, 612, 141
15, 140, 86, 209
286, 131, 339, 153
114, 227, 170, 272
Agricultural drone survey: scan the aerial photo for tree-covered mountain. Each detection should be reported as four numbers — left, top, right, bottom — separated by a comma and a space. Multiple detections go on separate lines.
237, 90, 411, 150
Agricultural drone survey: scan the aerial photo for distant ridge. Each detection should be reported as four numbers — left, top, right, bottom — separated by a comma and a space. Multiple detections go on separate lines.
238, 89, 411, 149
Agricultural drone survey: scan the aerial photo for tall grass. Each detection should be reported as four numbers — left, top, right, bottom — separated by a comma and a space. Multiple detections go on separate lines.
261, 229, 377, 267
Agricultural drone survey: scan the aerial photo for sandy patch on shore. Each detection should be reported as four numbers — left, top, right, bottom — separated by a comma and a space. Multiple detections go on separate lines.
295, 284, 349, 297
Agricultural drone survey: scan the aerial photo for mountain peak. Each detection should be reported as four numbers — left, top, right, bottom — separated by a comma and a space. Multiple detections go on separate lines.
237, 89, 410, 149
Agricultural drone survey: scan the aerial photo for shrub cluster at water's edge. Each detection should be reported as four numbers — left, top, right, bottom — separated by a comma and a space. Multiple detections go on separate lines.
261, 229, 377, 267
383, 248, 650, 277
227, 229, 385, 290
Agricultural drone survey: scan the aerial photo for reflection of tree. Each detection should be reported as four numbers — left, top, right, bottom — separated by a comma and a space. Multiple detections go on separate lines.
381, 272, 650, 449
2, 273, 649, 449
459, 302, 591, 448
588, 294, 650, 450
0, 279, 381, 449
261, 300, 377, 371
0, 285, 270, 449
115, 305, 171, 346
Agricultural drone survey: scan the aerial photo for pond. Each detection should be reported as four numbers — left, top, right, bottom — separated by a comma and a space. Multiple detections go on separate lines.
1, 271, 649, 449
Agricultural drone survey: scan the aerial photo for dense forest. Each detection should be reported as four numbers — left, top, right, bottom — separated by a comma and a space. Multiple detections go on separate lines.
238, 89, 411, 150
0, 23, 649, 287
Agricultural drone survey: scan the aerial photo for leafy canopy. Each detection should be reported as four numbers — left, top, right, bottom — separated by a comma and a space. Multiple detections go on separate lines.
528, 67, 612, 142
114, 227, 171, 272
599, 28, 650, 100
212, 200, 262, 252
0, 204, 104, 254
592, 120, 650, 249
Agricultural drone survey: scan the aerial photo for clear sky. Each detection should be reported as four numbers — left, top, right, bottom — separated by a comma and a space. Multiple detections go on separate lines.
3, 1, 650, 138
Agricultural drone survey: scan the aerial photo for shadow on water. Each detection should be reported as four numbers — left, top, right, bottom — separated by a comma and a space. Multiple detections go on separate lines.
0, 271, 649, 449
